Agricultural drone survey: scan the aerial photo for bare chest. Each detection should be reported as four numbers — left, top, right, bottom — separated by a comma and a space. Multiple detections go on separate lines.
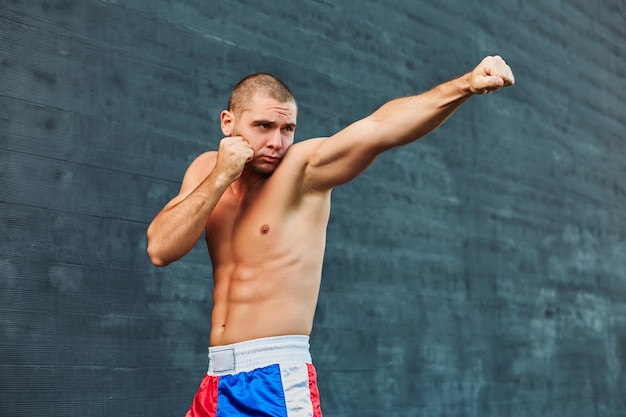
205, 183, 295, 262
205, 180, 331, 268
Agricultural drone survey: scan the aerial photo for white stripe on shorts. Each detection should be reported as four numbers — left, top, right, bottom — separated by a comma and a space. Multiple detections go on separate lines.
280, 363, 314, 417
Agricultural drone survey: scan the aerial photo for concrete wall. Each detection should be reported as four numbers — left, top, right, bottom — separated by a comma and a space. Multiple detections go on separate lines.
1, 1, 624, 416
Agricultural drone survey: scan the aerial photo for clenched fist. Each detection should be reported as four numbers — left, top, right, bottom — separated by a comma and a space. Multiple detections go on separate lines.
468, 55, 515, 94
214, 136, 254, 182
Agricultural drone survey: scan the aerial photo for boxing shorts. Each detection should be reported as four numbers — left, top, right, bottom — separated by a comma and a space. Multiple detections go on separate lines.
185, 335, 323, 417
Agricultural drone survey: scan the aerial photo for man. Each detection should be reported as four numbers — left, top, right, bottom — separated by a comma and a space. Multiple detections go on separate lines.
147, 56, 514, 416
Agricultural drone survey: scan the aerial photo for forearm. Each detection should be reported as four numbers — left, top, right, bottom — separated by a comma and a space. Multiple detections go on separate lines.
370, 72, 474, 149
146, 173, 229, 266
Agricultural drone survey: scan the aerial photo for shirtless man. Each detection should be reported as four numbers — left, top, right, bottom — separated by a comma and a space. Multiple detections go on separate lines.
147, 56, 514, 416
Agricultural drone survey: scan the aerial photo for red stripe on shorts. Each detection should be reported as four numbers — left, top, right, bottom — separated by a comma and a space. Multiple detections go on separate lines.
307, 363, 323, 417
185, 374, 219, 417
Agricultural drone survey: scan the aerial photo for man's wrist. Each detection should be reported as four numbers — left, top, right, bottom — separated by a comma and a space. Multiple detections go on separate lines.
211, 171, 235, 189
456, 73, 475, 96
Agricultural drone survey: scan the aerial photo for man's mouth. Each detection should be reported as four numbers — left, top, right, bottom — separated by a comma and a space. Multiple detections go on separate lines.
260, 155, 281, 163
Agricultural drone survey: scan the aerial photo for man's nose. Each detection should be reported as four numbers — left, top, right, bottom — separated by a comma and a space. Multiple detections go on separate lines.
267, 129, 282, 150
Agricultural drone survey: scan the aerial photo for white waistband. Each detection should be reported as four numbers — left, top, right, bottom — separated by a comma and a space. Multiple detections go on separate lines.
207, 335, 312, 376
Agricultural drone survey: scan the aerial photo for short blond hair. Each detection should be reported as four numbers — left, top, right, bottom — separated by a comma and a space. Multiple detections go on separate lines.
227, 73, 296, 114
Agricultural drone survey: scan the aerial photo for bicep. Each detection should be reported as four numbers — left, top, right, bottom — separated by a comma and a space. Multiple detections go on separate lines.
304, 117, 389, 191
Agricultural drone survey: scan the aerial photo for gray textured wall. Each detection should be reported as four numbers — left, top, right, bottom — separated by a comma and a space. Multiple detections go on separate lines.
1, 1, 625, 416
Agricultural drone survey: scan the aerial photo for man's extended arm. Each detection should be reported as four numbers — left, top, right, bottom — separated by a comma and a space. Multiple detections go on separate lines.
303, 56, 514, 191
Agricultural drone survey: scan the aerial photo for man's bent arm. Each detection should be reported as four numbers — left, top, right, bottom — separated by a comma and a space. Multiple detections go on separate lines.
305, 56, 514, 191
146, 152, 226, 267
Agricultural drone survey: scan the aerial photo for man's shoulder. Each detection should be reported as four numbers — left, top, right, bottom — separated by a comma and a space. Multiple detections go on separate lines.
188, 151, 217, 169
183, 151, 217, 182
193, 150, 218, 163
283, 137, 327, 163
292, 137, 328, 150
273, 138, 333, 197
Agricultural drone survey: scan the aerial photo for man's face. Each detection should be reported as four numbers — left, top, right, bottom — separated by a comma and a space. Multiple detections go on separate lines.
221, 93, 297, 176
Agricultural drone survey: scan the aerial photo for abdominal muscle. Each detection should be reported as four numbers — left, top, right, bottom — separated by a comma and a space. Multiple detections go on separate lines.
208, 250, 324, 347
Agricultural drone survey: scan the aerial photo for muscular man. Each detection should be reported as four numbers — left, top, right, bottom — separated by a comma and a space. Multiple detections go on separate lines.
147, 56, 514, 416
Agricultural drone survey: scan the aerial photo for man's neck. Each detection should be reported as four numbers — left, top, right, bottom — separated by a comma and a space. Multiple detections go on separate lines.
229, 169, 267, 197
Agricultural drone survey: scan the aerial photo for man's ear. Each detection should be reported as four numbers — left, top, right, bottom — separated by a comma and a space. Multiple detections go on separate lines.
220, 110, 234, 136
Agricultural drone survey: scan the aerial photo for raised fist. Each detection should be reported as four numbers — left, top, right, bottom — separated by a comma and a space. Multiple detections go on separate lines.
469, 55, 515, 94
214, 136, 254, 181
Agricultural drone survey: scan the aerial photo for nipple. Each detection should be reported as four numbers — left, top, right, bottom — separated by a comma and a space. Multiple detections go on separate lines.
260, 224, 270, 234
